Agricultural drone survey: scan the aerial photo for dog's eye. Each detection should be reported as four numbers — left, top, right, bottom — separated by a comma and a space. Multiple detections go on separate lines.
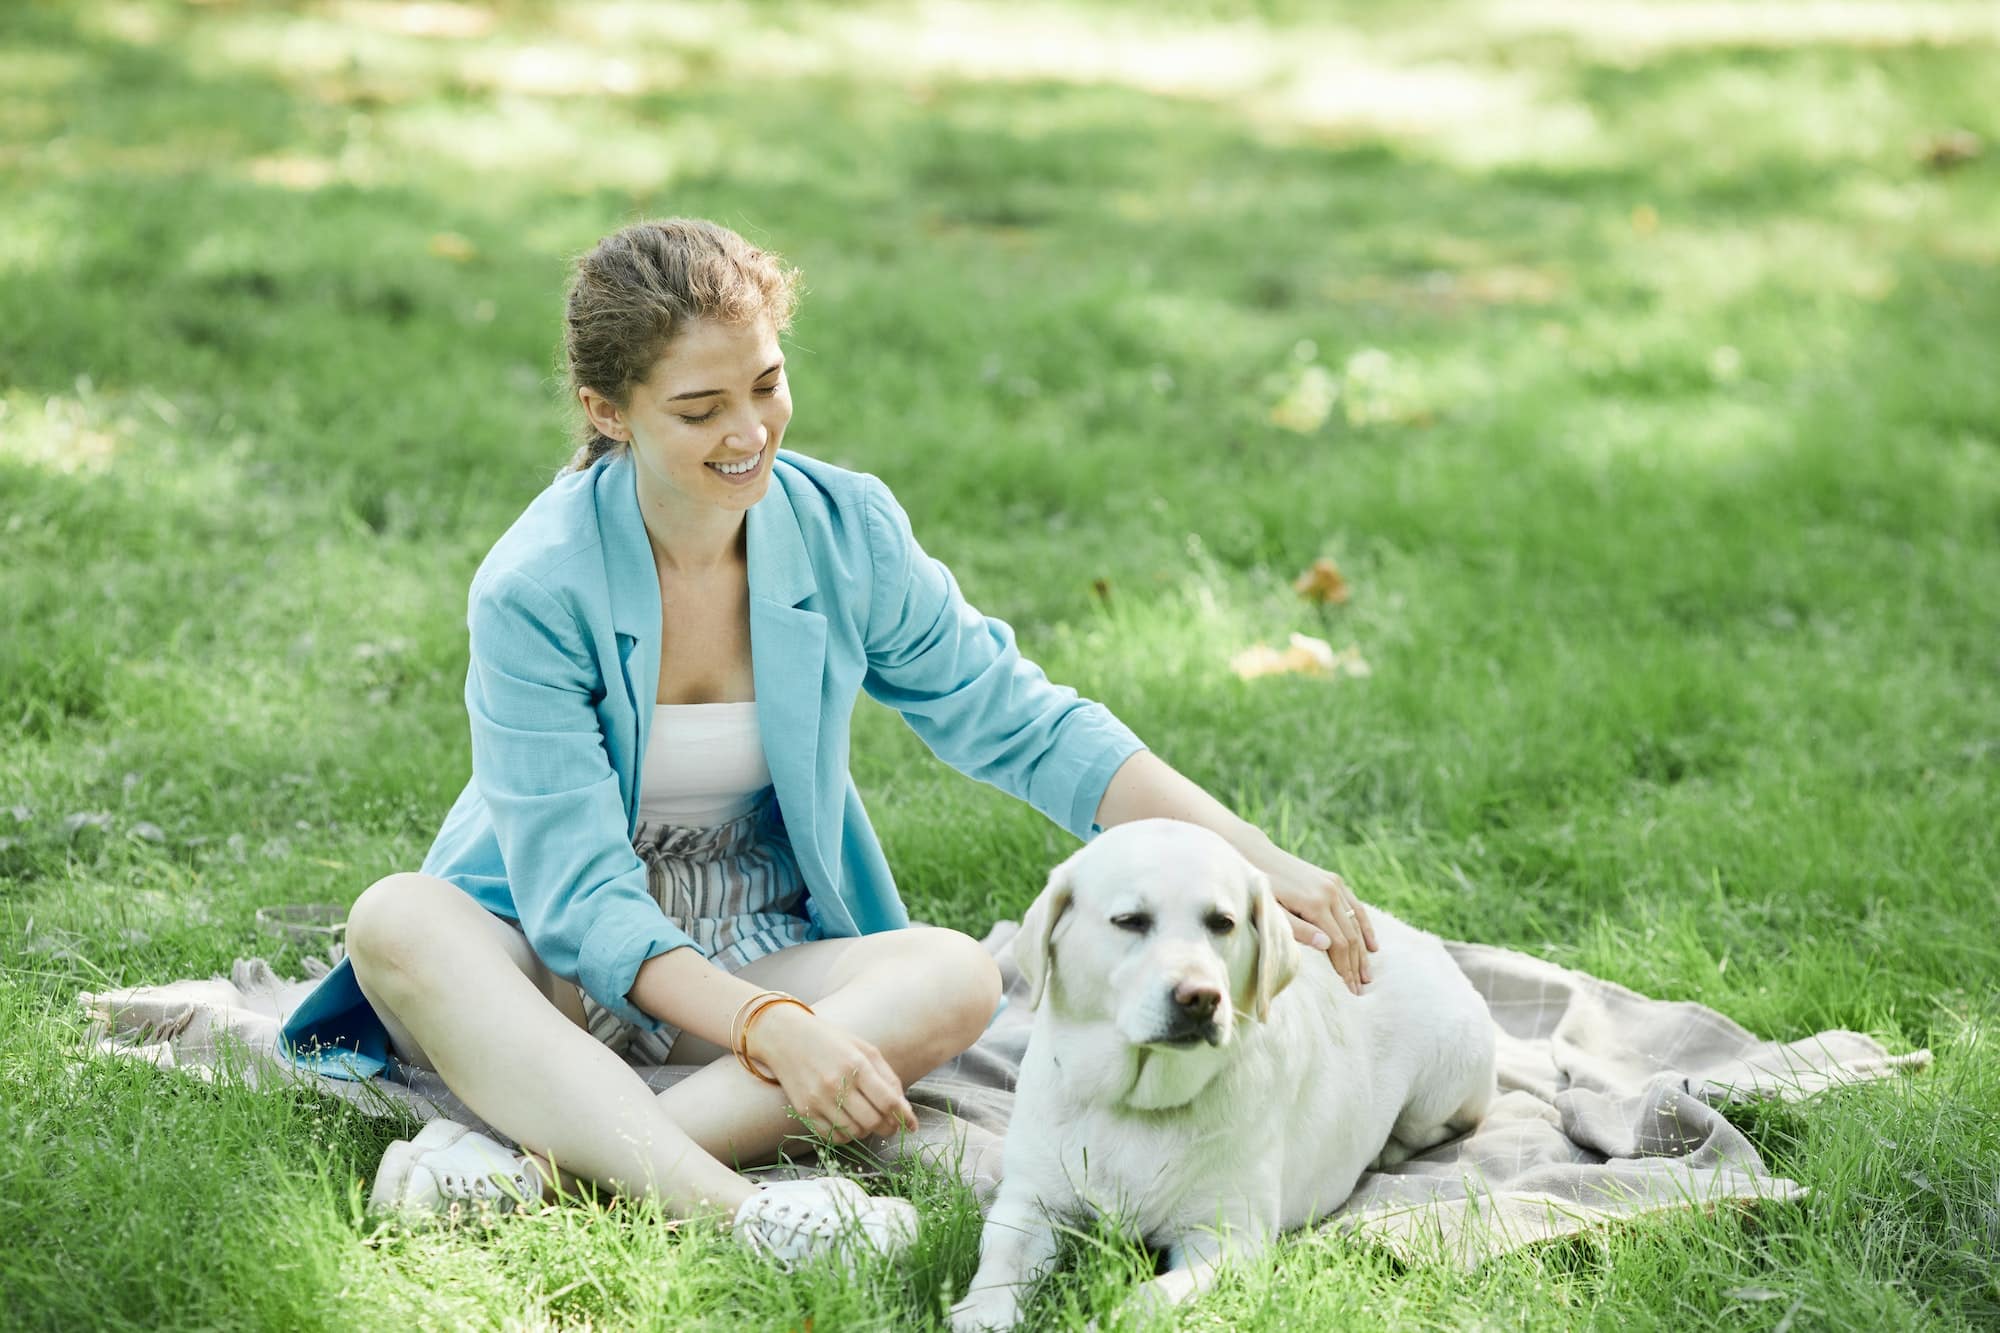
1109, 913, 1152, 934
1204, 913, 1237, 934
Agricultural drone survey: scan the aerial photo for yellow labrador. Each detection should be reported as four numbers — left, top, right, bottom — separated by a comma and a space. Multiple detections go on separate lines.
950, 819, 1495, 1329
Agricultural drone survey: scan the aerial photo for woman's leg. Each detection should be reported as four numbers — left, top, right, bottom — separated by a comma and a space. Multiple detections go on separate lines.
345, 873, 757, 1217
653, 927, 1003, 1167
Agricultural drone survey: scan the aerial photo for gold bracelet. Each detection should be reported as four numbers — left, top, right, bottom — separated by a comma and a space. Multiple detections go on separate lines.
729, 989, 792, 1056
736, 994, 814, 1086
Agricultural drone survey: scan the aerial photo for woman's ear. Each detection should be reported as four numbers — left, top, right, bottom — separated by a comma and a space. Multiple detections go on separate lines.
1248, 870, 1299, 1022
578, 385, 631, 442
1015, 854, 1078, 1012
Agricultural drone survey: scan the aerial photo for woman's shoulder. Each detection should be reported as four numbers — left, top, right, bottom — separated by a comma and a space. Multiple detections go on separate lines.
468, 462, 611, 606
771, 448, 883, 511
770, 449, 901, 549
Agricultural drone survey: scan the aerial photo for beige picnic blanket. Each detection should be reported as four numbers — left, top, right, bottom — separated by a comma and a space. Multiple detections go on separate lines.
78, 920, 1929, 1265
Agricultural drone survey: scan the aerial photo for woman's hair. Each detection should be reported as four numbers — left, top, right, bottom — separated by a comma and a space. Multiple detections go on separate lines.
561, 218, 801, 471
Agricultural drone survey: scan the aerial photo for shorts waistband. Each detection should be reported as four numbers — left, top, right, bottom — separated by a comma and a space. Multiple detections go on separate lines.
632, 786, 784, 862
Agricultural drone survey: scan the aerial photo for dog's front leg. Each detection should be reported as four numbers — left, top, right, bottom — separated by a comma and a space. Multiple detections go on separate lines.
1123, 1210, 1270, 1322
949, 1187, 1063, 1332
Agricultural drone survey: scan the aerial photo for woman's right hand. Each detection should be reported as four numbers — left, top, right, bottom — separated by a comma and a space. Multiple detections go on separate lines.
742, 1005, 918, 1144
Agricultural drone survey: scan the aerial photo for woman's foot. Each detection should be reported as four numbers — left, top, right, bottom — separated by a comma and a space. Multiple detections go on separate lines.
370, 1118, 547, 1219
731, 1177, 919, 1272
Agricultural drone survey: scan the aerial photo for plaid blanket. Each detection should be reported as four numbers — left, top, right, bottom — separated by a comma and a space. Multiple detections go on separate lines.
79, 920, 1928, 1264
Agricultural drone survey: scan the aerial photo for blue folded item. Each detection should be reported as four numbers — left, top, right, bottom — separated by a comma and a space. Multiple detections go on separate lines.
279, 956, 389, 1081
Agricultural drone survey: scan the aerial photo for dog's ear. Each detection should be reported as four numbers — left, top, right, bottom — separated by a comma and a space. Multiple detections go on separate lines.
1247, 870, 1299, 1022
1015, 853, 1078, 1012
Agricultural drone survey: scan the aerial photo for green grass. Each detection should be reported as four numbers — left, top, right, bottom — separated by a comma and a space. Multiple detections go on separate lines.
3, 0, 1996, 1327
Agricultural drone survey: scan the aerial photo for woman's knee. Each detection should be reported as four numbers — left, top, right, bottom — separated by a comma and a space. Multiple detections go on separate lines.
903, 927, 1003, 1046
345, 872, 477, 987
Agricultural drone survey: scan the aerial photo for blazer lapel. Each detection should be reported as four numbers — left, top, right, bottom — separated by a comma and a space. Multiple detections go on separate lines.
596, 452, 842, 927
747, 461, 841, 926
595, 453, 661, 829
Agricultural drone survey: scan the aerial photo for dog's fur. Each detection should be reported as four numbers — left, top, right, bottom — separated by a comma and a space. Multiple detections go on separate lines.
950, 819, 1496, 1329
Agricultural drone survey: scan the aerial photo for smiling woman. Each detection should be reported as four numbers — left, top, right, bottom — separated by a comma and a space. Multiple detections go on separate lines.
273, 214, 1374, 1273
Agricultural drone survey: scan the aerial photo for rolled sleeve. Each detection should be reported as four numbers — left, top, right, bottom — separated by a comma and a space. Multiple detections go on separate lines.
860, 479, 1147, 841
467, 569, 692, 1032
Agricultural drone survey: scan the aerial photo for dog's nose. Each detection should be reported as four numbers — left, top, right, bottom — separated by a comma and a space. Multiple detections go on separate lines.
1173, 981, 1220, 1023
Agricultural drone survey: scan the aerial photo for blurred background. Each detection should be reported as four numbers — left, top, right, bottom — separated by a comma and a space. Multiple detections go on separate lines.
2, 1, 1996, 1326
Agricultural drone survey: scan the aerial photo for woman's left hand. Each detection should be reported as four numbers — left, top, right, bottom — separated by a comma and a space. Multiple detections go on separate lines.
1241, 838, 1377, 993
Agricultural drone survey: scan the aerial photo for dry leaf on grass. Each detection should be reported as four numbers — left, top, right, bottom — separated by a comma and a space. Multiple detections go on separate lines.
1293, 557, 1350, 605
428, 231, 477, 262
1230, 633, 1371, 681
1915, 130, 1983, 171
1268, 364, 1338, 434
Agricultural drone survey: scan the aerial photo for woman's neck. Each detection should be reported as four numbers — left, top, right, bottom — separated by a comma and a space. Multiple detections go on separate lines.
636, 488, 747, 575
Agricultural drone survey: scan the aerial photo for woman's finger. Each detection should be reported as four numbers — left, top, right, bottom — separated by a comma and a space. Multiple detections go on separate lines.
1339, 883, 1379, 954
815, 1100, 860, 1144
1287, 904, 1361, 993
1328, 892, 1369, 986
857, 1059, 916, 1134
1336, 887, 1375, 983
1313, 900, 1365, 993
831, 1073, 893, 1140
1285, 910, 1333, 951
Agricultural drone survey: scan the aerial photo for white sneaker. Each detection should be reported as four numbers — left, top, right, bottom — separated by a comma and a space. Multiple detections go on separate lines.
732, 1177, 919, 1272
370, 1118, 545, 1219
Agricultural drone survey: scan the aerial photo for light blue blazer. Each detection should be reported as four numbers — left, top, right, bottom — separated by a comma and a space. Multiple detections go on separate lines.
281, 449, 1146, 1077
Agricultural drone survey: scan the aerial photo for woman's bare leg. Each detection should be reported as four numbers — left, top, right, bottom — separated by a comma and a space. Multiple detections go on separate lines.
653, 927, 1003, 1167
345, 873, 757, 1217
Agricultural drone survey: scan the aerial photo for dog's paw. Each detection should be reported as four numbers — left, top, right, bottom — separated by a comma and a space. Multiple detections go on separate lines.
948, 1290, 1022, 1333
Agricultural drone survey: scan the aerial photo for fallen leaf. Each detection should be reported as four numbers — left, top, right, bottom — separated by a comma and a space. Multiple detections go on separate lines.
1268, 364, 1338, 434
1293, 558, 1350, 605
428, 231, 477, 262
1916, 129, 1982, 171
1230, 633, 1370, 681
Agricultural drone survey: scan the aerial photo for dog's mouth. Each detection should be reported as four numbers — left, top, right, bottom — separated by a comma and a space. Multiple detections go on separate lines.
1142, 1026, 1222, 1051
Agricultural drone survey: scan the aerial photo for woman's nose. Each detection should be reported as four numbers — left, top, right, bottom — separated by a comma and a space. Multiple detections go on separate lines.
726, 415, 769, 450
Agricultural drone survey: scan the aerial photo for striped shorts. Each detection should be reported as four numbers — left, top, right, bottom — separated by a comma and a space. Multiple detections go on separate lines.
579, 786, 815, 1064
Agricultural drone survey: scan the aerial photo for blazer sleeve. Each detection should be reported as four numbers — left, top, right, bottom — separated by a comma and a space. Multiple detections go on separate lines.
465, 568, 692, 1033
860, 478, 1147, 840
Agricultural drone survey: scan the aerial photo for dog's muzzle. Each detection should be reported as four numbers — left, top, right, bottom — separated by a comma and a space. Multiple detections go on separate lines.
1144, 982, 1225, 1047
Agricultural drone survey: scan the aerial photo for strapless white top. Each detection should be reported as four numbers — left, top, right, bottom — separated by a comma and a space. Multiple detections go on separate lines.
635, 702, 772, 828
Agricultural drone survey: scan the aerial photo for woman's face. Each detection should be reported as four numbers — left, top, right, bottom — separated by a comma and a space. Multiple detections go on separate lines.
588, 315, 792, 524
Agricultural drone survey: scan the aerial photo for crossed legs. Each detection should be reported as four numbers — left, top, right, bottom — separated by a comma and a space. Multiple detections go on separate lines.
345, 872, 1001, 1218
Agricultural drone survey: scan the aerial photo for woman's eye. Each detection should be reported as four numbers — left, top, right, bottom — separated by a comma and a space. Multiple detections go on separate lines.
677, 406, 720, 425
753, 382, 779, 397
1110, 913, 1152, 934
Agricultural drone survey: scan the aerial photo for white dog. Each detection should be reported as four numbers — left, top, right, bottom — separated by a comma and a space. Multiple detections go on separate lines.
950, 819, 1495, 1329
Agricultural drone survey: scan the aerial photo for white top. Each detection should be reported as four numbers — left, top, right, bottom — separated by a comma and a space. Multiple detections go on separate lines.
635, 702, 772, 828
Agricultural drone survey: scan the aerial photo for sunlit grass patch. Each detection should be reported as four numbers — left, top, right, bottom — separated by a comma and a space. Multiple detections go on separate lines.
2, 0, 1995, 1327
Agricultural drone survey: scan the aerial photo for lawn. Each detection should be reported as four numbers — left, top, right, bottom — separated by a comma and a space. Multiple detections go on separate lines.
2, 0, 1996, 1328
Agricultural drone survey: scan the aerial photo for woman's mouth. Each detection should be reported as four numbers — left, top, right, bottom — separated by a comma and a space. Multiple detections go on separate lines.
706, 446, 765, 484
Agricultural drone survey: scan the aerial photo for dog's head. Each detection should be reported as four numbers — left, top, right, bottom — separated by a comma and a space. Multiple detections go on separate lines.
1015, 819, 1299, 1050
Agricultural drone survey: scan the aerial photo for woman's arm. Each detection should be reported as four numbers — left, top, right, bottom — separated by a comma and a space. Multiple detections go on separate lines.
1093, 749, 1378, 993
860, 478, 1144, 840
629, 948, 917, 1142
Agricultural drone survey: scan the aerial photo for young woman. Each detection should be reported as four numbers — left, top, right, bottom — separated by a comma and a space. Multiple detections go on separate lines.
280, 218, 1377, 1268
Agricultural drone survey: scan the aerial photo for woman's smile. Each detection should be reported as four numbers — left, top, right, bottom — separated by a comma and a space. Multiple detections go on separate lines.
707, 444, 768, 484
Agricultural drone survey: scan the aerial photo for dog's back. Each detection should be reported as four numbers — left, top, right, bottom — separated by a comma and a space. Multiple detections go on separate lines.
1264, 908, 1495, 1228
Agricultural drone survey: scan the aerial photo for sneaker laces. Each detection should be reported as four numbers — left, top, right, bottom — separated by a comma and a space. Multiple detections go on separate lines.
436, 1166, 537, 1209
740, 1189, 882, 1270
